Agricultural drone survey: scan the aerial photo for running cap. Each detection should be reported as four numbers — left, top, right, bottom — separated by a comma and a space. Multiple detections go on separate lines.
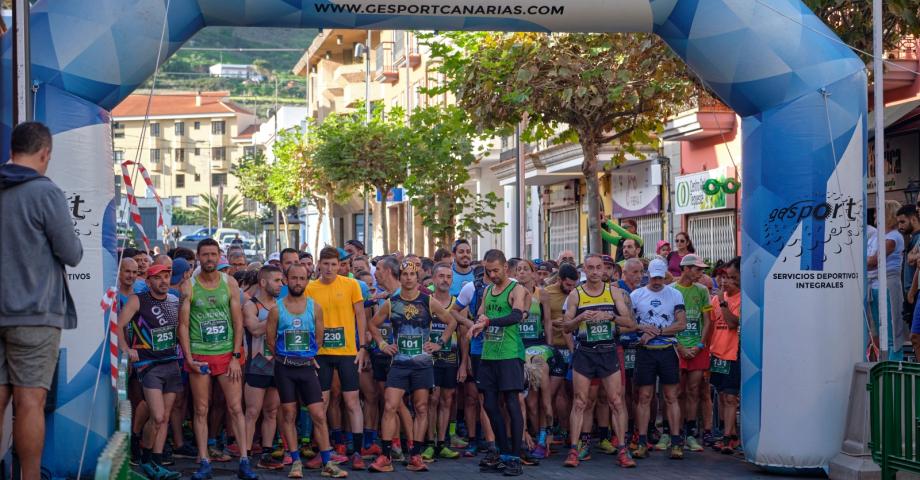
170, 258, 190, 284
679, 254, 707, 268
648, 258, 668, 278
147, 264, 171, 277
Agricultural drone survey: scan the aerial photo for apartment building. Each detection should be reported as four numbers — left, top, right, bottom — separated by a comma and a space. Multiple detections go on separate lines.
111, 91, 260, 214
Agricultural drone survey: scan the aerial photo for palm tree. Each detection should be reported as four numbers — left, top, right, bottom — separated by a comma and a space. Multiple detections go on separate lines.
190, 193, 246, 228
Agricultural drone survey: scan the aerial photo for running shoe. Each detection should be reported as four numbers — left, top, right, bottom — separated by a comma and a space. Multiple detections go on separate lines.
648, 428, 661, 446
208, 446, 232, 462
577, 441, 591, 461
520, 452, 540, 466
272, 445, 285, 460
563, 448, 579, 468
669, 444, 684, 460
406, 454, 429, 472
191, 460, 213, 480
721, 441, 735, 455
161, 443, 175, 466
360, 444, 382, 459
463, 443, 477, 458
237, 458, 258, 480
306, 455, 323, 470
597, 438, 616, 455
654, 435, 671, 451
617, 448, 637, 468
350, 453, 367, 470
685, 436, 704, 452
502, 457, 522, 476
438, 446, 460, 459
173, 443, 198, 459
632, 444, 649, 459
332, 452, 349, 464
702, 431, 718, 447
335, 444, 347, 457
288, 460, 304, 479
283, 453, 293, 466
479, 450, 502, 472
258, 453, 284, 470
368, 455, 394, 473
628, 432, 639, 451
420, 446, 436, 463
321, 462, 349, 478
140, 462, 158, 478
531, 444, 548, 460
227, 443, 242, 458
450, 437, 469, 449
130, 437, 141, 466
390, 446, 405, 462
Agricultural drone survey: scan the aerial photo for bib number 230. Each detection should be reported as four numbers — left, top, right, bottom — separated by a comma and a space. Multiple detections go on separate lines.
323, 327, 346, 348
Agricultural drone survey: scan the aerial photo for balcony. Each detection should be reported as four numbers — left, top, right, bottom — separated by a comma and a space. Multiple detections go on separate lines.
407, 36, 421, 69
334, 62, 368, 86
885, 37, 919, 91
661, 89, 735, 142
375, 42, 399, 84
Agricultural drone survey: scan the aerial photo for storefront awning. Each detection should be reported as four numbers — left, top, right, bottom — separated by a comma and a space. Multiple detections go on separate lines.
869, 99, 920, 137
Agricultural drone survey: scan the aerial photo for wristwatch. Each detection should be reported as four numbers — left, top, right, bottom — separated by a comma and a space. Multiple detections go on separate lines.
435, 337, 446, 347
232, 352, 242, 359
720, 300, 729, 308
360, 344, 372, 351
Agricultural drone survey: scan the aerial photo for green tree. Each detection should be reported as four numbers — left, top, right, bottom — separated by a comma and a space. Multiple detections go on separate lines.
233, 149, 272, 206
189, 193, 246, 228
405, 104, 505, 247
312, 107, 411, 253
804, 0, 919, 60
426, 32, 692, 252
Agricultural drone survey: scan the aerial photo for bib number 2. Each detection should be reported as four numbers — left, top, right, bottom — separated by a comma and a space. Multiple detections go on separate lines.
284, 330, 309, 352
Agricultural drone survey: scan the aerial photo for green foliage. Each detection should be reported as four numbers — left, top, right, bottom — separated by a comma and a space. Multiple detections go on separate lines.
804, 0, 919, 60
170, 207, 197, 226
423, 32, 693, 252
404, 105, 505, 245
233, 150, 272, 206
188, 193, 247, 228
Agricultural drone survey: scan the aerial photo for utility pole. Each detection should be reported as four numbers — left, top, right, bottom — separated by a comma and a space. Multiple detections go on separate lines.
12, 0, 32, 125
872, 0, 889, 359
404, 31, 414, 254
515, 114, 528, 258
364, 31, 372, 252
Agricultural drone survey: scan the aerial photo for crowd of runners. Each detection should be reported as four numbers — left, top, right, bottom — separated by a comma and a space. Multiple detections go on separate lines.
117, 236, 742, 480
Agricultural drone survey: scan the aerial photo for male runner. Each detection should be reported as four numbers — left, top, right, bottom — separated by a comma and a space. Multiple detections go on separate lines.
178, 239, 256, 480
266, 263, 348, 479
559, 254, 636, 468
616, 258, 644, 449
468, 250, 528, 476
630, 258, 687, 460
118, 264, 183, 480
306, 247, 369, 470
708, 257, 741, 454
543, 263, 577, 454
672, 254, 712, 453
242, 266, 284, 469
450, 239, 475, 296
514, 260, 553, 459
367, 260, 457, 472
423, 264, 467, 461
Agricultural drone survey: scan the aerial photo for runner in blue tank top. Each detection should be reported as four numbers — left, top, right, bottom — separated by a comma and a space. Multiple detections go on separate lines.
265, 264, 347, 479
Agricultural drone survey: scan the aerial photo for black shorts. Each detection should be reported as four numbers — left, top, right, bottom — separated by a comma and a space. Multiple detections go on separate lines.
433, 364, 458, 389
245, 373, 275, 389
476, 358, 524, 393
709, 358, 741, 395
549, 347, 572, 378
572, 347, 619, 379
274, 362, 324, 405
469, 354, 482, 383
316, 355, 360, 392
386, 365, 434, 392
371, 355, 391, 383
139, 361, 184, 394
634, 347, 680, 387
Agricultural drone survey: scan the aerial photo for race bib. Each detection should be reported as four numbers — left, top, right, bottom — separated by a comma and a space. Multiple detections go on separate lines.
199, 319, 229, 344
684, 320, 700, 337
323, 327, 346, 349
397, 334, 423, 356
519, 320, 539, 339
484, 325, 504, 343
586, 320, 614, 343
151, 326, 177, 351
429, 331, 452, 349
711, 357, 731, 375
284, 330, 309, 352
559, 348, 572, 364
624, 347, 637, 370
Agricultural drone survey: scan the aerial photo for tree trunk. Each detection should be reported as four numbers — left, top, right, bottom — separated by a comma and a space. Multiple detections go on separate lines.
580, 140, 603, 254
314, 201, 324, 254
379, 194, 389, 254
325, 191, 335, 248
281, 207, 290, 248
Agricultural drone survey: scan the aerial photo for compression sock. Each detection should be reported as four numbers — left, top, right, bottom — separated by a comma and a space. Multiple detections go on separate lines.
290, 450, 301, 463
381, 441, 392, 458
597, 426, 610, 441
320, 449, 332, 465
364, 429, 376, 449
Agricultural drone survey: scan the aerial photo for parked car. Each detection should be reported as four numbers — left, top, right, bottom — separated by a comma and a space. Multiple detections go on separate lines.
180, 227, 216, 243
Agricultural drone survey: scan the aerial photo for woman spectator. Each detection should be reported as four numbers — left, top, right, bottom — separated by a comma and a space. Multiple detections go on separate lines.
667, 232, 696, 277
867, 200, 906, 360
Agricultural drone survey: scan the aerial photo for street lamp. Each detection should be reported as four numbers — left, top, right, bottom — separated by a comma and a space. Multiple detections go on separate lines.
906, 178, 920, 206
355, 32, 372, 251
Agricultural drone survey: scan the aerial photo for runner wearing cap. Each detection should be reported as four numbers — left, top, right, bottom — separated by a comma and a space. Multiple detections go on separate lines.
268, 252, 282, 267
118, 263, 183, 480
179, 239, 256, 480
629, 258, 687, 460
672, 254, 712, 453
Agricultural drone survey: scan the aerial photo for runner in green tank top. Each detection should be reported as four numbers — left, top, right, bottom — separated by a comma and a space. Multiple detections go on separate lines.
467, 250, 530, 476
188, 273, 234, 355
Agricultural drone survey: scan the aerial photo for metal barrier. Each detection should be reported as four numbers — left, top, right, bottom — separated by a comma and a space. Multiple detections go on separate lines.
869, 361, 920, 479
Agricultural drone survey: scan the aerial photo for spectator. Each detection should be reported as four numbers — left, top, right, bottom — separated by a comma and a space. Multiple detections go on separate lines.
667, 232, 696, 277
0, 122, 83, 478
656, 240, 671, 258
868, 200, 905, 360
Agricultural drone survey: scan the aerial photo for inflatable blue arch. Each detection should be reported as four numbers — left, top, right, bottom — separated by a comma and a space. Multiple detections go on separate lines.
1, 0, 866, 475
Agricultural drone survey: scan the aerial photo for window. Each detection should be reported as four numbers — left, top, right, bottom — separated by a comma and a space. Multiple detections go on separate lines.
150, 123, 160, 137
211, 121, 226, 135
169, 196, 182, 207
114, 150, 125, 162
548, 208, 579, 263
174, 148, 185, 162
211, 173, 227, 187
112, 122, 125, 138
243, 146, 259, 157
194, 173, 201, 182
211, 147, 226, 161
354, 213, 374, 246
186, 195, 200, 207
194, 147, 201, 156
149, 148, 161, 164
687, 212, 737, 264
175, 174, 185, 189
194, 121, 201, 130
174, 122, 185, 136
